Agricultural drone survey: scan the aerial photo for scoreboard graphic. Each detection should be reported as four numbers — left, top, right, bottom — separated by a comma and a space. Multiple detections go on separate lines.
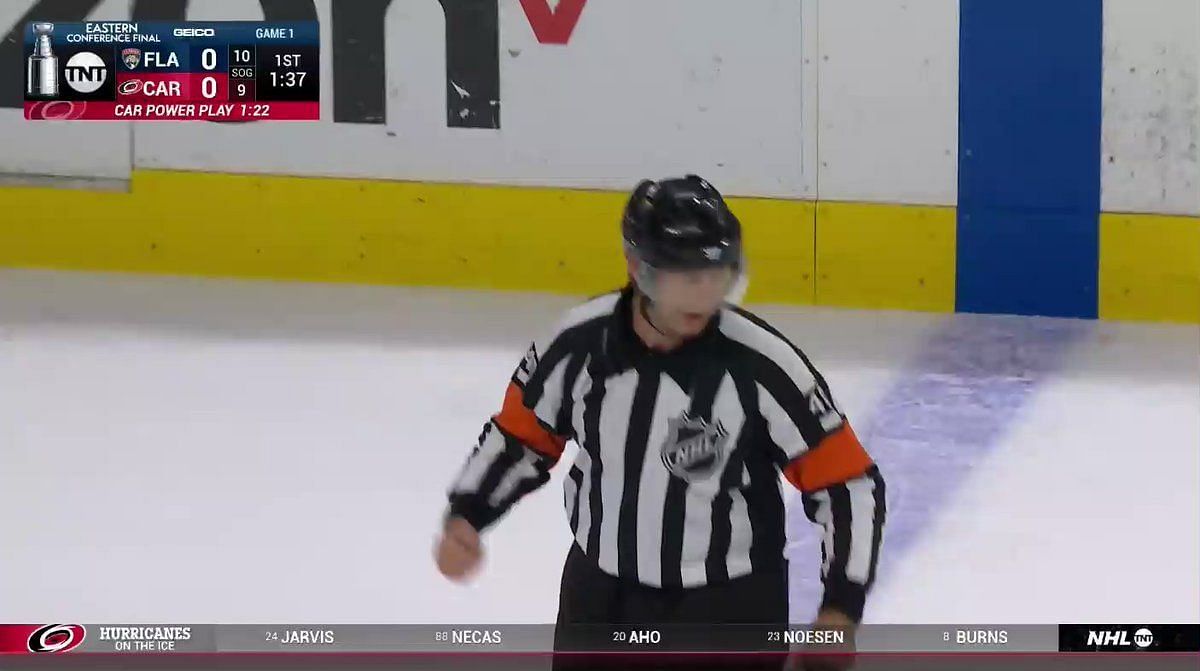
23, 21, 319, 121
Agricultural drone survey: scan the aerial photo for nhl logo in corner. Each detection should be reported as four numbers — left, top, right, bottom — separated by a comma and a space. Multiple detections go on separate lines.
660, 412, 730, 482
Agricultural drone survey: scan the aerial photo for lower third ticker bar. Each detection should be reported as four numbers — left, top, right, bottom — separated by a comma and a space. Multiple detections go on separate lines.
1, 623, 1198, 654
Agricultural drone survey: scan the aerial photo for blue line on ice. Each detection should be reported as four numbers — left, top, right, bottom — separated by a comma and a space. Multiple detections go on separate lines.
785, 313, 1089, 622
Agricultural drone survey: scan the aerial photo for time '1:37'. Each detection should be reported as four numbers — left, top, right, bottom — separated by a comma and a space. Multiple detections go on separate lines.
269, 71, 307, 88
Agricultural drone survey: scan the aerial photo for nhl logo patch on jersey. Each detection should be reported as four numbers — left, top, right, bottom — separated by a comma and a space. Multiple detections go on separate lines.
660, 412, 730, 482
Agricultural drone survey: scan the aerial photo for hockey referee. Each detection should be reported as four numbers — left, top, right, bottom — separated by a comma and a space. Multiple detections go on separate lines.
436, 175, 886, 671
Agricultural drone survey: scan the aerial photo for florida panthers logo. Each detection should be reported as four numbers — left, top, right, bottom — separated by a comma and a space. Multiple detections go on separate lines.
660, 412, 730, 482
121, 48, 141, 70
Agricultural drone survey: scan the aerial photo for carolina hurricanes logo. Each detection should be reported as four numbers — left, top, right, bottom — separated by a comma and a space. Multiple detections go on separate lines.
25, 101, 88, 121
27, 624, 86, 653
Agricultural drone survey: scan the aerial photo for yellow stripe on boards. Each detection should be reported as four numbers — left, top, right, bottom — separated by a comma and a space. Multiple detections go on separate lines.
0, 171, 818, 303
815, 201, 956, 312
727, 197, 816, 305
7, 170, 1196, 324
0, 170, 629, 294
1100, 213, 1200, 323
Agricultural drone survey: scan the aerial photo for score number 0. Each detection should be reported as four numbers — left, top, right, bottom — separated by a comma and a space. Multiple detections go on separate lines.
200, 48, 218, 99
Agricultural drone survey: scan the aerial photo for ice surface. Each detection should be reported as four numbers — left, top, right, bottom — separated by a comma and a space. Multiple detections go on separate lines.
1, 269, 1196, 625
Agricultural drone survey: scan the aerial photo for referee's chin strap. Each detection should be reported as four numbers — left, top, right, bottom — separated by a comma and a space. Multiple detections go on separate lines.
638, 294, 671, 337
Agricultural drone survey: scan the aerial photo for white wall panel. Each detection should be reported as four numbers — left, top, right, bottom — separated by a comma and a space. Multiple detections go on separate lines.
131, 0, 814, 198
1101, 0, 1200, 216
817, 0, 959, 205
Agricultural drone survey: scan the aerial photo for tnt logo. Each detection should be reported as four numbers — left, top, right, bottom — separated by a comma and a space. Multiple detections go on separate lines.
1134, 628, 1154, 648
64, 51, 106, 93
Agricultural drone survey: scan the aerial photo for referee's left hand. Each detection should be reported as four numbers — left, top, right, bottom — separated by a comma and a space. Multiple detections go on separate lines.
785, 608, 857, 671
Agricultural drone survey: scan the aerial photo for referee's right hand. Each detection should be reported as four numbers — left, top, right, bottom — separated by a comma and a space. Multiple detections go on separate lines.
435, 516, 484, 582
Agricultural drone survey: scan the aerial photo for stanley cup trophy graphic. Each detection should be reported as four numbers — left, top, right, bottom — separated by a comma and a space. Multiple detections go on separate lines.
26, 22, 59, 97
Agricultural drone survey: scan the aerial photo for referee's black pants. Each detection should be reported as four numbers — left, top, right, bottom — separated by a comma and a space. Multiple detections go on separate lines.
552, 542, 789, 671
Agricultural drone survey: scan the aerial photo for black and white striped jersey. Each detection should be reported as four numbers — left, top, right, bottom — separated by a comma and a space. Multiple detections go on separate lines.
446, 286, 886, 621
